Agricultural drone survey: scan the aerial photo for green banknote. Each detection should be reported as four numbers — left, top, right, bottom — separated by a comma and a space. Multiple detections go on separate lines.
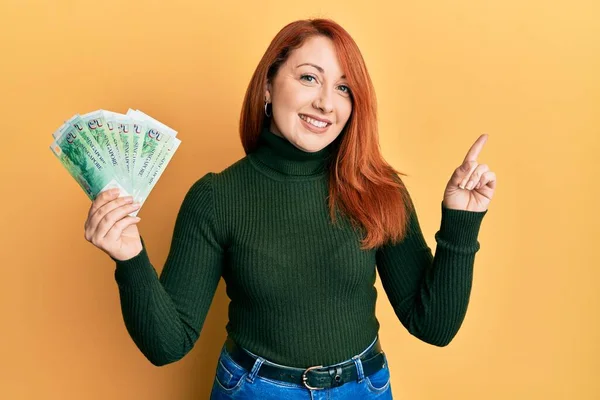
127, 109, 178, 199
79, 111, 130, 191
50, 123, 130, 199
129, 108, 179, 137
57, 116, 112, 171
129, 116, 147, 187
135, 134, 172, 199
113, 113, 133, 177
136, 136, 181, 206
102, 110, 127, 175
104, 110, 134, 193
132, 125, 169, 194
50, 109, 181, 214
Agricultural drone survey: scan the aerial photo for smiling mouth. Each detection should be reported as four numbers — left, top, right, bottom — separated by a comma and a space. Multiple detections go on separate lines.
299, 114, 331, 128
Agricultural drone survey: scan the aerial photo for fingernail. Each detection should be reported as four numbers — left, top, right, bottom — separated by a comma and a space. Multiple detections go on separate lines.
466, 181, 474, 190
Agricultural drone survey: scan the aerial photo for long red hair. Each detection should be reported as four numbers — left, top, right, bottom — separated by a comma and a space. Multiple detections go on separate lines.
239, 18, 414, 250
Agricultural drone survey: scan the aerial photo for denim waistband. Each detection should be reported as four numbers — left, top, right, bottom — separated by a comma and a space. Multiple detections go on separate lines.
222, 335, 385, 389
236, 335, 379, 369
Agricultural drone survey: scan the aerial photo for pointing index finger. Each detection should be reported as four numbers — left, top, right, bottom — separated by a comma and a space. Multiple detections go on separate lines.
463, 134, 488, 163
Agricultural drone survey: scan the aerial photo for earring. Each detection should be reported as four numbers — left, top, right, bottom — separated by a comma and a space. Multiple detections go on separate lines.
264, 101, 272, 117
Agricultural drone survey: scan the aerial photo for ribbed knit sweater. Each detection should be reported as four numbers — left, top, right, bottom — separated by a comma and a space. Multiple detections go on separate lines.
113, 125, 487, 368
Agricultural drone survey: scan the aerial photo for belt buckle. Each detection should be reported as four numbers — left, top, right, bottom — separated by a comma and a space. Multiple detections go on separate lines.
302, 364, 324, 390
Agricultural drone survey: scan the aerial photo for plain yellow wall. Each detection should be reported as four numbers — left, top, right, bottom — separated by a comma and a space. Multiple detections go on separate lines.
1, 0, 598, 399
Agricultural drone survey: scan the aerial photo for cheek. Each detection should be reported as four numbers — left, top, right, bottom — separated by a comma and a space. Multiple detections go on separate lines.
276, 82, 305, 106
274, 95, 299, 119
338, 102, 352, 124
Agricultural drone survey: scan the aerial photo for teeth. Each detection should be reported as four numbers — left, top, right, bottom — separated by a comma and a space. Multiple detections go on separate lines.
300, 114, 328, 128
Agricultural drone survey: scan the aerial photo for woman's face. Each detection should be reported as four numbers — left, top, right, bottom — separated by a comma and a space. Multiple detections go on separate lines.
265, 35, 352, 153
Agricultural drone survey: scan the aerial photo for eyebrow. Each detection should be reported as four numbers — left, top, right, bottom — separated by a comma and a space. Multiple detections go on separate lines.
296, 63, 346, 79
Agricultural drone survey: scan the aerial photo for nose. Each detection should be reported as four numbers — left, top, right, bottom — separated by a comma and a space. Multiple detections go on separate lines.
314, 86, 334, 114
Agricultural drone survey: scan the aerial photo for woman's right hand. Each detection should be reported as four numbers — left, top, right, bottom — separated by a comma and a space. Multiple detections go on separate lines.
84, 188, 143, 261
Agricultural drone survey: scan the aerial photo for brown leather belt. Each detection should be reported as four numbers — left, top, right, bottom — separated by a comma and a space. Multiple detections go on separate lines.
224, 336, 386, 390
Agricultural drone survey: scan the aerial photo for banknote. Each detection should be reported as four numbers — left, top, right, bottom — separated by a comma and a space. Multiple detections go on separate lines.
129, 116, 147, 185
126, 109, 178, 198
114, 113, 134, 177
136, 136, 181, 206
59, 116, 112, 173
136, 134, 173, 198
80, 110, 129, 187
103, 110, 134, 194
128, 108, 179, 137
50, 109, 181, 215
127, 109, 169, 194
50, 123, 130, 199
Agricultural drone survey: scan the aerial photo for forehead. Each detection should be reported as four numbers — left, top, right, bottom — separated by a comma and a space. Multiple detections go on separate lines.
286, 36, 344, 76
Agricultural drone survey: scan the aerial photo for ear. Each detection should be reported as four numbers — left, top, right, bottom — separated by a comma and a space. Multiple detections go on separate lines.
264, 81, 272, 102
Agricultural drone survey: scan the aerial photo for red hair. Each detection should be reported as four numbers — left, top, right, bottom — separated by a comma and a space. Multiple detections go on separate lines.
239, 18, 413, 250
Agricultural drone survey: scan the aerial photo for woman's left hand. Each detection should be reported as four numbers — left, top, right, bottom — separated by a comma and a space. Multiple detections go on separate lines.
442, 134, 496, 212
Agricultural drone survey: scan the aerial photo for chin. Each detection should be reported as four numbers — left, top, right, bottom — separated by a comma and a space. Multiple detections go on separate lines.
296, 135, 333, 152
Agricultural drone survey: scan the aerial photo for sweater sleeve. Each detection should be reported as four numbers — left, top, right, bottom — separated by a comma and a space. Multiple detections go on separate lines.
112, 172, 224, 366
375, 196, 487, 347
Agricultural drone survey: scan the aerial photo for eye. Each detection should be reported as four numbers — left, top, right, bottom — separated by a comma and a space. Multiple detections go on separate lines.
338, 85, 351, 95
300, 74, 317, 83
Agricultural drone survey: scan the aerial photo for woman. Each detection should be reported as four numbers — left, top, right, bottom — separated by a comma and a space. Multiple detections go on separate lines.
84, 18, 496, 399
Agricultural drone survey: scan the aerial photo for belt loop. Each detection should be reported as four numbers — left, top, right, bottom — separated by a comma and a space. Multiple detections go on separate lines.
351, 355, 365, 383
246, 356, 265, 383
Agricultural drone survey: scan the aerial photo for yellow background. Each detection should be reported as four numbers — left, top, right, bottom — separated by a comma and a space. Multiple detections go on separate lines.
1, 0, 598, 399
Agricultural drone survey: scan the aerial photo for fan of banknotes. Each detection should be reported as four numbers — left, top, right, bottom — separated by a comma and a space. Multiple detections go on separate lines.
50, 109, 181, 217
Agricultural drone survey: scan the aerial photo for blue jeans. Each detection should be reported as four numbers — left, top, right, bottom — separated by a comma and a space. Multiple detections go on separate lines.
210, 336, 393, 399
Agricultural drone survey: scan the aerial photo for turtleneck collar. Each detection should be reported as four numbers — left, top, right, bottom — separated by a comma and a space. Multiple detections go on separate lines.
249, 124, 334, 180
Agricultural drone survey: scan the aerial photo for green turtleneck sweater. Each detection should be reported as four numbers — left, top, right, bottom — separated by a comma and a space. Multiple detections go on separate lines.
113, 126, 487, 368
